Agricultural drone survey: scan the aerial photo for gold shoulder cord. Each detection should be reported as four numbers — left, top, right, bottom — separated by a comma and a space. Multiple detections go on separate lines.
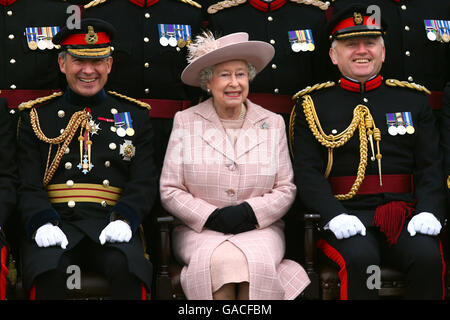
178, 0, 202, 8
30, 108, 91, 187
302, 94, 382, 200
289, 81, 335, 157
107, 91, 151, 111
84, 0, 107, 9
289, 0, 330, 10
385, 79, 431, 95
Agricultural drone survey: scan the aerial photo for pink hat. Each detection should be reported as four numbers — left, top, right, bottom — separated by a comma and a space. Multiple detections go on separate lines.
181, 32, 275, 87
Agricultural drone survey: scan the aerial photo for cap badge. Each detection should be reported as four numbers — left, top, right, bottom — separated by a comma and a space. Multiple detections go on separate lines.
85, 26, 98, 44
353, 12, 363, 25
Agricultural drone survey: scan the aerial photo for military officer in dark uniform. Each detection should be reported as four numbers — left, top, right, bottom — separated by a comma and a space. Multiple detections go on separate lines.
0, 0, 81, 108
17, 18, 157, 299
0, 98, 18, 300
205, 0, 331, 115
330, 0, 450, 112
81, 0, 204, 171
291, 4, 446, 299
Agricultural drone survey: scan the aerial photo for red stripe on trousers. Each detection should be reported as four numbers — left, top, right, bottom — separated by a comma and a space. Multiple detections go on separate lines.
0, 246, 7, 300
29, 284, 36, 300
316, 239, 348, 300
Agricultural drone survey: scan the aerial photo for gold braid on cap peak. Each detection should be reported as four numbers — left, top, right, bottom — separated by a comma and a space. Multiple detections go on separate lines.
385, 79, 431, 95
107, 91, 151, 111
295, 95, 383, 200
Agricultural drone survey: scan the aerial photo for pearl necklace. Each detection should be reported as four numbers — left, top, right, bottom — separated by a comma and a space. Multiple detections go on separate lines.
238, 103, 246, 120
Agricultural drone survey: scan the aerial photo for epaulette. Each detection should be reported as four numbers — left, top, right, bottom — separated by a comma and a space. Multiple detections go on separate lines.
208, 0, 328, 14
84, 0, 201, 9
108, 91, 151, 111
18, 92, 63, 111
178, 0, 202, 8
84, 0, 107, 9
385, 79, 431, 95
292, 81, 335, 101
289, 0, 329, 11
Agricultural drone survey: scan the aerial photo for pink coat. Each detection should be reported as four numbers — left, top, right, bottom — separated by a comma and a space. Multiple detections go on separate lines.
160, 98, 310, 300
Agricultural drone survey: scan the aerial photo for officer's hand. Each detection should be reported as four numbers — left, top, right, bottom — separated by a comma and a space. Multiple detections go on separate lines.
35, 222, 68, 249
99, 220, 132, 245
407, 212, 442, 236
328, 213, 366, 240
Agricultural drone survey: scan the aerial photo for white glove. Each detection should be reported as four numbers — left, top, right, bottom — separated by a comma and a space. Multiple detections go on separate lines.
99, 220, 132, 245
327, 213, 366, 239
35, 222, 68, 249
407, 212, 442, 236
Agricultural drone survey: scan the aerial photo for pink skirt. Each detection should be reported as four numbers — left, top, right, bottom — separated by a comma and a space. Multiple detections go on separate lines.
210, 240, 249, 292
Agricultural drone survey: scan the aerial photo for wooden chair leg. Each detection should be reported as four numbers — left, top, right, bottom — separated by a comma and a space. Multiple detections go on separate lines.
303, 213, 320, 299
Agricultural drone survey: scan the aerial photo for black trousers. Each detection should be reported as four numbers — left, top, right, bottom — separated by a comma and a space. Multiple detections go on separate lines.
34, 237, 143, 300
318, 226, 445, 300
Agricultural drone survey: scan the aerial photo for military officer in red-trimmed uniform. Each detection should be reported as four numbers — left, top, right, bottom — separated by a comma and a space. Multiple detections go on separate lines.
291, 4, 446, 299
330, 0, 450, 113
17, 18, 156, 299
204, 0, 331, 116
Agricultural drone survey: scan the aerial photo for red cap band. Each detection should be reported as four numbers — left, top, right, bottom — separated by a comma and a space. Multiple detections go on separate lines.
331, 16, 380, 37
60, 32, 110, 46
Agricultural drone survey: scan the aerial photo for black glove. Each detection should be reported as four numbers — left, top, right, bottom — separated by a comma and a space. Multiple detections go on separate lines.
205, 202, 257, 234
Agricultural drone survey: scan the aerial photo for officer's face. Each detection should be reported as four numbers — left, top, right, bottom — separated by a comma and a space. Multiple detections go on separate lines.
329, 36, 385, 83
58, 54, 113, 97
207, 60, 249, 113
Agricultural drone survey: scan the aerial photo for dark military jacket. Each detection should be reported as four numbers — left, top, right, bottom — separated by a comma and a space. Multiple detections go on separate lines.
291, 76, 446, 228
0, 98, 18, 234
331, 0, 450, 93
205, 0, 330, 96
442, 82, 450, 202
0, 0, 75, 90
17, 88, 157, 290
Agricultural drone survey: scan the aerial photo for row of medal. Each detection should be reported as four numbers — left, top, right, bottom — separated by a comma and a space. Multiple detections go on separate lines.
288, 29, 315, 52
25, 26, 60, 50
386, 112, 414, 136
158, 24, 192, 48
424, 20, 450, 43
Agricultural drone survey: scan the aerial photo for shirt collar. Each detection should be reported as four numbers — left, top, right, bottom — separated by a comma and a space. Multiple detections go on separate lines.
64, 86, 107, 107
248, 0, 286, 12
129, 0, 159, 7
0, 0, 17, 6
339, 75, 383, 93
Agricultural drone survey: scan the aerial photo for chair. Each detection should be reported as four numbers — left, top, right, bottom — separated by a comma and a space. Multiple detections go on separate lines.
303, 213, 448, 300
155, 215, 185, 300
154, 209, 313, 300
